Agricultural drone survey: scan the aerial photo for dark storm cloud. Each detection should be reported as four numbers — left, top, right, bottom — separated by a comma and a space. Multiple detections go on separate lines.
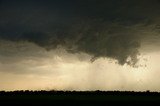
0, 0, 160, 66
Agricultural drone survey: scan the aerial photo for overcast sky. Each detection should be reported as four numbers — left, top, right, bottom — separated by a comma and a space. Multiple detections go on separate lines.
0, 0, 160, 91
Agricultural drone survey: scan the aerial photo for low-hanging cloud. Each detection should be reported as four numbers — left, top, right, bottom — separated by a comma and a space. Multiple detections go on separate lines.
0, 0, 160, 66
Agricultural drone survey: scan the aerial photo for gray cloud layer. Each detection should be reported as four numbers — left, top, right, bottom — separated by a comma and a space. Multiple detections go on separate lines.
0, 0, 160, 66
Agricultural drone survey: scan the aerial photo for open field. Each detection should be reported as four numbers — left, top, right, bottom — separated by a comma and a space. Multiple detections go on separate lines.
0, 90, 160, 105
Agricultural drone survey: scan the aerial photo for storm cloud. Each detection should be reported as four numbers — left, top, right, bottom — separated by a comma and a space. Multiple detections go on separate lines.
1, 0, 160, 66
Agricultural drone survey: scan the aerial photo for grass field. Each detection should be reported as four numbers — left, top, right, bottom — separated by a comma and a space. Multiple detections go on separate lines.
0, 90, 160, 105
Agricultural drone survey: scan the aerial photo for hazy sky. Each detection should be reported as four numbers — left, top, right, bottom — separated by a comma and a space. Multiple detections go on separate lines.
0, 0, 160, 91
